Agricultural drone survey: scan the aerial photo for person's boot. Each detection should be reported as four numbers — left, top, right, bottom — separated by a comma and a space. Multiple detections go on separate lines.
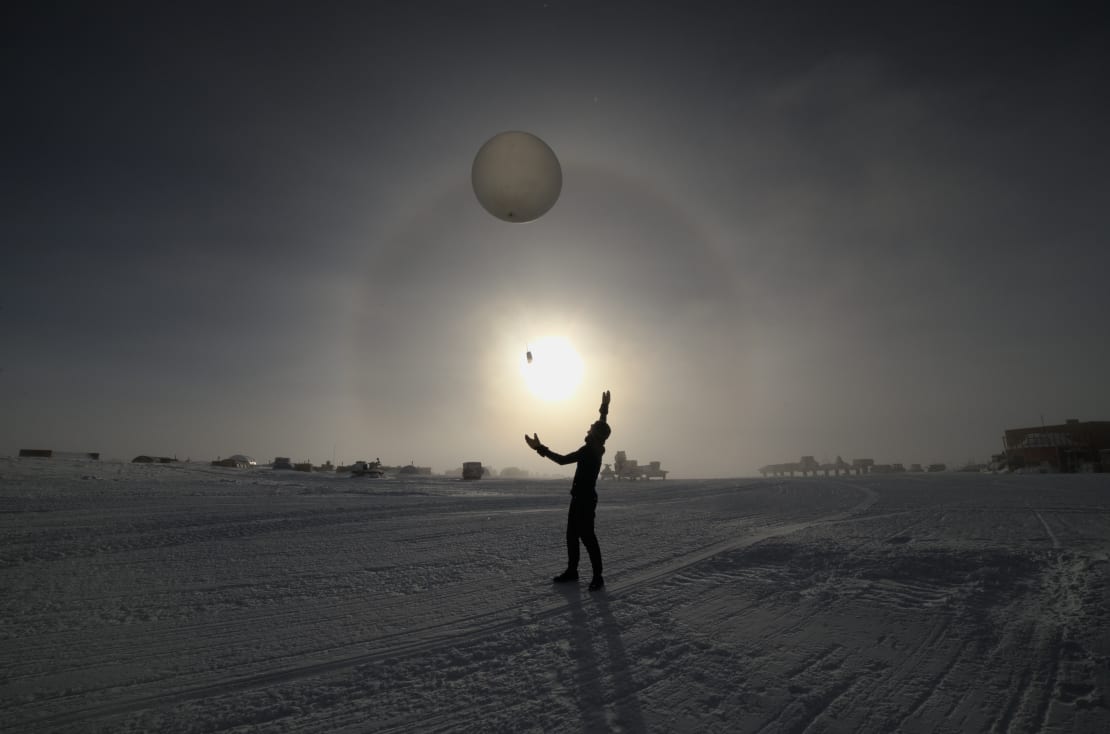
553, 570, 579, 583
588, 575, 605, 591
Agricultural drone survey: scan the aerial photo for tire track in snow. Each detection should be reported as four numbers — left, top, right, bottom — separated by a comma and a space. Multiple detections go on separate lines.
752, 642, 864, 734
889, 637, 969, 731
1034, 510, 1060, 549
797, 672, 871, 734
989, 618, 1039, 734
603, 482, 878, 598
1031, 628, 1063, 734
15, 483, 879, 730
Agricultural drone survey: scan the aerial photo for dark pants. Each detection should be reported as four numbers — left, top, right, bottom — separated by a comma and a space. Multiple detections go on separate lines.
567, 495, 602, 577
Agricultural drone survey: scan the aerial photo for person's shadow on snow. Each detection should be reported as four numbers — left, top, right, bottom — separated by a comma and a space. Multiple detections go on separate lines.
554, 584, 647, 732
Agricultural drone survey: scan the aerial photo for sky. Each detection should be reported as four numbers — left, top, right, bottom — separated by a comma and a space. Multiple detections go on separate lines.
4, 1, 1109, 477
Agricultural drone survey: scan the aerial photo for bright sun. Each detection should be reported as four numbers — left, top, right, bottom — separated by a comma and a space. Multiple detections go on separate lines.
521, 336, 584, 401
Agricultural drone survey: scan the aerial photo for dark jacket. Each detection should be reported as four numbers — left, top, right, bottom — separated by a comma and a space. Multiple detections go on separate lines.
538, 443, 605, 497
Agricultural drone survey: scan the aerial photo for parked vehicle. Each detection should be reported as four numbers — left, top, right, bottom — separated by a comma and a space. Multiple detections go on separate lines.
351, 460, 385, 478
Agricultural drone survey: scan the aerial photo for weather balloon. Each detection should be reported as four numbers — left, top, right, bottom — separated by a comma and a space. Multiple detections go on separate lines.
472, 131, 562, 223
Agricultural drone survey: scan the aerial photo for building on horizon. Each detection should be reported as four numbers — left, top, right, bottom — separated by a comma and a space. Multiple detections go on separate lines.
1002, 419, 1110, 473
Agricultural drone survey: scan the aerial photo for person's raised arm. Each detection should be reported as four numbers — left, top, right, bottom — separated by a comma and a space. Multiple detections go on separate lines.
598, 390, 610, 421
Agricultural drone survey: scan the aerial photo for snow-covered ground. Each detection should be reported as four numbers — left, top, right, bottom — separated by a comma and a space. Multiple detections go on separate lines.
2, 458, 1108, 733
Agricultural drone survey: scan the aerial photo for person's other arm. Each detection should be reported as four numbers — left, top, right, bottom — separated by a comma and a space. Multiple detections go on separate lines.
524, 433, 582, 466
537, 445, 583, 466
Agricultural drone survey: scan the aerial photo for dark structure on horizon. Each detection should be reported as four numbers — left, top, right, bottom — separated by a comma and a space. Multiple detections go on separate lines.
758, 456, 947, 477
1001, 419, 1110, 473
601, 451, 668, 480
760, 419, 1110, 477
19, 449, 100, 460
133, 455, 177, 464
759, 456, 857, 477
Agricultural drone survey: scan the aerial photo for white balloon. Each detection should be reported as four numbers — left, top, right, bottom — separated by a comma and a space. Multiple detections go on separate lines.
471, 131, 562, 223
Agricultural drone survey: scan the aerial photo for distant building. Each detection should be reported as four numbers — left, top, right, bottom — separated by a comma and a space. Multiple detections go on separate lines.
212, 457, 251, 468
759, 455, 941, 477
211, 454, 255, 468
851, 459, 875, 475
350, 460, 384, 477
608, 451, 668, 480
759, 462, 800, 477
462, 462, 484, 480
817, 456, 853, 476
1003, 420, 1110, 472
19, 449, 99, 460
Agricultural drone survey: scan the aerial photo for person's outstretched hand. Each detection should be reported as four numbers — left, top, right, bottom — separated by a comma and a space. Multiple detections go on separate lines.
599, 390, 611, 416
525, 433, 544, 451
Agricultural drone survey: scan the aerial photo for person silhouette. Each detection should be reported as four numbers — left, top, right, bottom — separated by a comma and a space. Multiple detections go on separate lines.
525, 390, 611, 591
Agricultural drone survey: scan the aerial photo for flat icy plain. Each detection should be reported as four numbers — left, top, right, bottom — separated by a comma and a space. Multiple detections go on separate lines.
2, 458, 1108, 732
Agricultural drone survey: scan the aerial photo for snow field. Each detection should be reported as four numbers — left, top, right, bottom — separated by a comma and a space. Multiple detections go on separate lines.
1, 459, 1108, 732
